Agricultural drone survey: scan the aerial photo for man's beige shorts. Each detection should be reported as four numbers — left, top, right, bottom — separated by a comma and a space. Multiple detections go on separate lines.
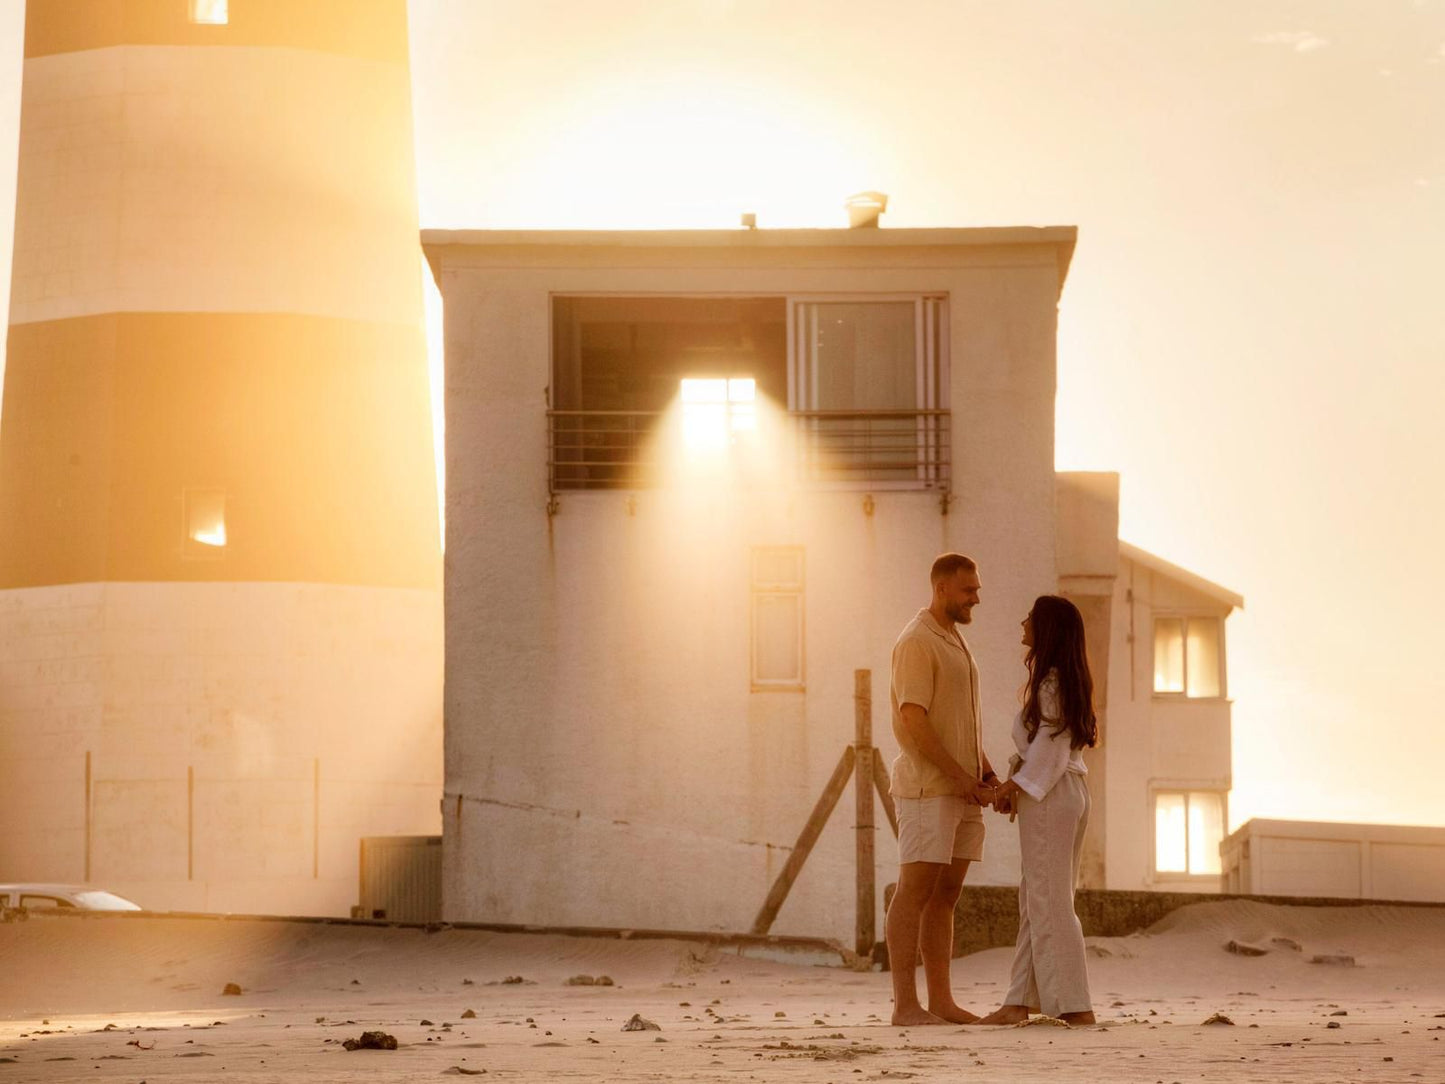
896, 795, 985, 865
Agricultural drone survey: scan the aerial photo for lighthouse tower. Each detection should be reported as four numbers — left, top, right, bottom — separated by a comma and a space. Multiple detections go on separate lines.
0, 1, 442, 914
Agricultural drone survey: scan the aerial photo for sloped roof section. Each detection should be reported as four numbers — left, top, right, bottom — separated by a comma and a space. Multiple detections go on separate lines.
1120, 541, 1243, 610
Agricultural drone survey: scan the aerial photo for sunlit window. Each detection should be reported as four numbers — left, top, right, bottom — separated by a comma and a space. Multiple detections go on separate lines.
1153, 616, 1223, 697
190, 0, 228, 24
1154, 790, 1224, 876
751, 547, 803, 689
681, 377, 755, 451
184, 489, 227, 557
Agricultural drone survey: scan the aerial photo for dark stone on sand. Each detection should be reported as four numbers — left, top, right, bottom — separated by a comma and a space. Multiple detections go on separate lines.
565, 975, 596, 985
421, 1019, 434, 1026
622, 1014, 661, 1032
442, 1068, 487, 1075
1327, 1021, 1342, 1028
1310, 954, 1356, 967
1224, 940, 1269, 957
1270, 937, 1303, 952
461, 1010, 476, 1019
221, 983, 242, 995
1201, 1013, 1235, 1026
343, 1031, 399, 1051
1329, 1010, 1348, 1016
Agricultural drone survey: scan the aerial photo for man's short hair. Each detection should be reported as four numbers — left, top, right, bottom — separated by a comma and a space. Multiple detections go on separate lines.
930, 552, 978, 584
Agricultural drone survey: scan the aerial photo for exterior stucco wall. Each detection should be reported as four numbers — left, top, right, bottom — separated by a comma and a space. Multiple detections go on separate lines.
0, 581, 442, 914
434, 236, 1065, 941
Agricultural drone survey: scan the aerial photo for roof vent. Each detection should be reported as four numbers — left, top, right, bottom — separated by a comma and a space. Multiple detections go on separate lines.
845, 191, 889, 228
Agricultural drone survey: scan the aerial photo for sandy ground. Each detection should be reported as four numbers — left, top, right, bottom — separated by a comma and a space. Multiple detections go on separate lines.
2, 899, 1443, 1083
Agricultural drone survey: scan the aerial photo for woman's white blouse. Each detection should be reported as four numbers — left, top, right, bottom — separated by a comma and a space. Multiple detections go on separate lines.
1009, 672, 1088, 802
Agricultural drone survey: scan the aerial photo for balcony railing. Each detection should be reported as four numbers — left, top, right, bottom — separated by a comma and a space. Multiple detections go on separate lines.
547, 409, 951, 492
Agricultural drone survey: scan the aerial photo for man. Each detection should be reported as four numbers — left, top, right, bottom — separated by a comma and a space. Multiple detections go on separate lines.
885, 552, 999, 1025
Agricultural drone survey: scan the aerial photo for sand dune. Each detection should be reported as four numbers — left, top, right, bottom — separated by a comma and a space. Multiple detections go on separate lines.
2, 900, 1443, 1082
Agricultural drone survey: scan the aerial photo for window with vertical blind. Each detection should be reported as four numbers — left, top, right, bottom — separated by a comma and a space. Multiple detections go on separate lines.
751, 547, 804, 690
789, 296, 949, 488
1153, 616, 1223, 698
1153, 790, 1226, 877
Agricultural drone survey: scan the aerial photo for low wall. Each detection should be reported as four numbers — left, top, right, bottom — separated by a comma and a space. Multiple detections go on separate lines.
944, 884, 1445, 957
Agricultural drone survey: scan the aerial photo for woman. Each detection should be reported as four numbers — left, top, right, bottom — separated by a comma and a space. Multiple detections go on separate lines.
977, 595, 1098, 1026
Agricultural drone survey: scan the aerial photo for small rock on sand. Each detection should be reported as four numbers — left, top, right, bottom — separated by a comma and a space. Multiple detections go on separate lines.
1310, 954, 1356, 967
343, 1030, 398, 1051
565, 974, 614, 986
1224, 940, 1269, 957
441, 1067, 486, 1075
1201, 1013, 1235, 1026
221, 982, 243, 995
460, 1010, 477, 1019
622, 1014, 661, 1032
1270, 937, 1303, 952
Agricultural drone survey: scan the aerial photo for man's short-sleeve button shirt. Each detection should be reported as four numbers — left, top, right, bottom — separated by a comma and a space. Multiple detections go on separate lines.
889, 608, 983, 799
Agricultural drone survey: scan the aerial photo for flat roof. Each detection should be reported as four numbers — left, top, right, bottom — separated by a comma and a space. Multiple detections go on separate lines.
422, 225, 1078, 288
1120, 540, 1244, 610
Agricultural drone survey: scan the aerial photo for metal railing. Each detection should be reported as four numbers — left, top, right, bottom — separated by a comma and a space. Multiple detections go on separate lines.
547, 408, 951, 492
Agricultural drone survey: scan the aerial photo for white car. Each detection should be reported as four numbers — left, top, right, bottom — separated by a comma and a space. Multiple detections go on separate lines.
0, 883, 143, 912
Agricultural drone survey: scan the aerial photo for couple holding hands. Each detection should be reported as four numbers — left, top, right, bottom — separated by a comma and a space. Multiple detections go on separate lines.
886, 552, 1097, 1027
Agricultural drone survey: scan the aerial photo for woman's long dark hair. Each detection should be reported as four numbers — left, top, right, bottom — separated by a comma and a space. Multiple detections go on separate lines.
1022, 595, 1098, 750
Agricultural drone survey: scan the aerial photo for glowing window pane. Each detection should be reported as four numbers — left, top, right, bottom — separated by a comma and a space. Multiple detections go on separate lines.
1154, 792, 1187, 873
1188, 791, 1224, 875
1153, 618, 1184, 693
185, 489, 227, 556
1186, 618, 1222, 698
681, 377, 756, 448
728, 378, 757, 431
190, 0, 228, 24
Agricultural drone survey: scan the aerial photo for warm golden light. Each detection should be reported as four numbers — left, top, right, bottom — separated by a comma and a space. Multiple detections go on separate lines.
184, 489, 227, 553
189, 0, 228, 25
680, 377, 756, 451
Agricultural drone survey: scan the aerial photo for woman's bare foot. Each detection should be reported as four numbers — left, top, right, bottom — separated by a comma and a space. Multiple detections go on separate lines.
1059, 1010, 1096, 1026
927, 1002, 980, 1024
891, 1006, 951, 1026
973, 1004, 1031, 1025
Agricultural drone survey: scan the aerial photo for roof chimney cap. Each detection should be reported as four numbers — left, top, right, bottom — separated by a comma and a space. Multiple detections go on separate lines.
845, 191, 889, 228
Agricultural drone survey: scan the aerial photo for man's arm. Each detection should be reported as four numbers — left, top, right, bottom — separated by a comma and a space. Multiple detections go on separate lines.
899, 702, 993, 804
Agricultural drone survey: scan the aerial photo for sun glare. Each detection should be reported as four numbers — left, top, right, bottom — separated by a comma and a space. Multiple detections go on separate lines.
681, 377, 755, 451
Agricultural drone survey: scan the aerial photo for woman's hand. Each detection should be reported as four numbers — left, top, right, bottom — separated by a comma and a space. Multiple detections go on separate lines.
992, 779, 1021, 815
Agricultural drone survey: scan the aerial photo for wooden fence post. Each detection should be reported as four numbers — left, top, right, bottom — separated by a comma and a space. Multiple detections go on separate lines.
854, 669, 875, 958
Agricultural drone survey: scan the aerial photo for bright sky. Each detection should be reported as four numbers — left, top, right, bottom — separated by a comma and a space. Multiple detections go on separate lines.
0, 1, 1441, 830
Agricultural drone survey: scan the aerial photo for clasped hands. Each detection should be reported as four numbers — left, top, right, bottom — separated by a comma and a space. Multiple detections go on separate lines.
955, 773, 1020, 816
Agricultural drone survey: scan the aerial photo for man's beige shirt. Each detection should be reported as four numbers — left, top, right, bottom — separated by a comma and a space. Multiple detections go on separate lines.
889, 608, 984, 799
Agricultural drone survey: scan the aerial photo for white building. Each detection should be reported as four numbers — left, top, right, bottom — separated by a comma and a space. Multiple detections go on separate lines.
1222, 819, 1445, 902
424, 222, 1241, 943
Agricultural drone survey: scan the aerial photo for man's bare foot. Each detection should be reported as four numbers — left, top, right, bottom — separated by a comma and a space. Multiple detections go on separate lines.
1060, 1010, 1096, 1026
927, 1002, 980, 1024
891, 1006, 951, 1026
973, 1004, 1031, 1026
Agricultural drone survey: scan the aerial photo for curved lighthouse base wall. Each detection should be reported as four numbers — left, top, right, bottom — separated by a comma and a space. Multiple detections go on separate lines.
0, 580, 442, 916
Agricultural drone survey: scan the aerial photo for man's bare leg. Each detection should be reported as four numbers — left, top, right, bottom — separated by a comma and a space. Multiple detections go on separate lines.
920, 857, 978, 1023
886, 862, 949, 1025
